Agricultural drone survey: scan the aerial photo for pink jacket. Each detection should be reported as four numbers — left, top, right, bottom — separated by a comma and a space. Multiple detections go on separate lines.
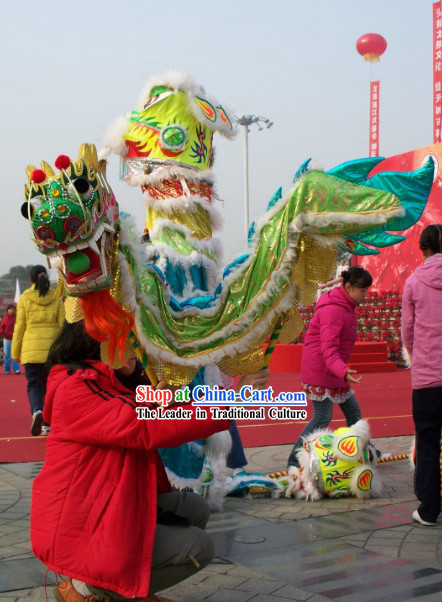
401, 253, 442, 390
301, 286, 357, 388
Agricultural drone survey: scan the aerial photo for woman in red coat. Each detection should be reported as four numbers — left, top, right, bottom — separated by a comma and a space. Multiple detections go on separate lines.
31, 321, 241, 602
287, 267, 372, 468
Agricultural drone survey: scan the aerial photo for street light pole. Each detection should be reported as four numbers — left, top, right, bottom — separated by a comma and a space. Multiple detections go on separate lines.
236, 115, 273, 241
243, 124, 249, 240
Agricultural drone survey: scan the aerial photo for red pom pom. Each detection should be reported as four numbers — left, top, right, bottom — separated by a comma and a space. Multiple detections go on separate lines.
55, 154, 71, 170
31, 169, 46, 184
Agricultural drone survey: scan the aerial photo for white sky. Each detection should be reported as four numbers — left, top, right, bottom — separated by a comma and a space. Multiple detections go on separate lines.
0, 0, 437, 275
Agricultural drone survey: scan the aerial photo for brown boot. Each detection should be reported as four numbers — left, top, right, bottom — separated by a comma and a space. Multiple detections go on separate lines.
54, 579, 174, 602
54, 579, 99, 602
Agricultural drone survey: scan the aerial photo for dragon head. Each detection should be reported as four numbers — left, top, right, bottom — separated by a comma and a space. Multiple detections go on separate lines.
103, 71, 235, 179
22, 144, 118, 296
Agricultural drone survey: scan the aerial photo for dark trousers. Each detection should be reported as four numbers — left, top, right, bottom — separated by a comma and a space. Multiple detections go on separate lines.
87, 492, 213, 598
227, 421, 247, 469
413, 386, 442, 523
287, 395, 362, 467
24, 363, 46, 415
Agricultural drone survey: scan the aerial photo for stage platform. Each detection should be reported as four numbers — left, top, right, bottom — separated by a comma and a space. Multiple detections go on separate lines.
269, 342, 397, 373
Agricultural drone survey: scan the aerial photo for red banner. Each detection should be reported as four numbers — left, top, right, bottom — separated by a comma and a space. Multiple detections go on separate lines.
369, 81, 380, 157
360, 143, 441, 292
434, 2, 442, 143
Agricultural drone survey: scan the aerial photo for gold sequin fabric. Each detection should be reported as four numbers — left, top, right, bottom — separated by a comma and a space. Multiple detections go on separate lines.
218, 345, 266, 376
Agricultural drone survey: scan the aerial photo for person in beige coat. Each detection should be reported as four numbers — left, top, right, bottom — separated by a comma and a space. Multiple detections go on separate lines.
12, 266, 64, 436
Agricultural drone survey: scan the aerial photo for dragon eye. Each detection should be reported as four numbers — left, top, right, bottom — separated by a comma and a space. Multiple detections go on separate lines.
20, 196, 45, 219
160, 126, 186, 150
69, 178, 93, 202
73, 178, 89, 194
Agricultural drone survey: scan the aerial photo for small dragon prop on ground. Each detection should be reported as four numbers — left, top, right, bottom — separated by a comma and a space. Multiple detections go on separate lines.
22, 72, 434, 503
226, 420, 383, 499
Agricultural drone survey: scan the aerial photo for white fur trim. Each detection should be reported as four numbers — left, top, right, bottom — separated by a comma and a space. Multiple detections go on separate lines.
285, 466, 303, 498
204, 455, 228, 512
203, 365, 224, 388
295, 449, 323, 501
303, 428, 335, 443
101, 116, 130, 157
409, 438, 416, 469
164, 467, 203, 490
135, 70, 204, 110
370, 470, 384, 497
348, 420, 371, 446
126, 166, 214, 187
291, 207, 406, 233
205, 430, 232, 458
402, 345, 411, 368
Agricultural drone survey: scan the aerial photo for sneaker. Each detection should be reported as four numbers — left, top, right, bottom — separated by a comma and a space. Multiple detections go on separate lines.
41, 425, 50, 436
412, 509, 436, 526
31, 410, 43, 436
14, 370, 21, 374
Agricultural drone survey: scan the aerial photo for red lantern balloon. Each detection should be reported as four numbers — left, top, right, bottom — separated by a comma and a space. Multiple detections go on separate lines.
356, 33, 387, 63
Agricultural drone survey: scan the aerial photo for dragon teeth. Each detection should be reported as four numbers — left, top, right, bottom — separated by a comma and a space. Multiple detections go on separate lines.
102, 222, 115, 233
89, 239, 101, 256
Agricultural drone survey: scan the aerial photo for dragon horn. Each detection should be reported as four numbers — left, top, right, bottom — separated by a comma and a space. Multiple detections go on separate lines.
77, 144, 99, 172
40, 161, 55, 178
26, 165, 38, 183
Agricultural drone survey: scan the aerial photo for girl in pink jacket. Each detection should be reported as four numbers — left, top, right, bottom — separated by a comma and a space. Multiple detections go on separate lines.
401, 224, 442, 527
287, 267, 372, 467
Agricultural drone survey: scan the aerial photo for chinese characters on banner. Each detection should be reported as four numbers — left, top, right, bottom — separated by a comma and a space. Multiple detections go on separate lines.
433, 2, 442, 143
369, 81, 380, 157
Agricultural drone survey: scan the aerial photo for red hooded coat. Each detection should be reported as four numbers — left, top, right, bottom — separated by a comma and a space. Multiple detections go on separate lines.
31, 362, 229, 598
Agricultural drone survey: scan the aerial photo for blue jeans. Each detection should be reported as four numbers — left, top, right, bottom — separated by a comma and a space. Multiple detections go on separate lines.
24, 363, 46, 416
3, 339, 20, 374
287, 395, 362, 467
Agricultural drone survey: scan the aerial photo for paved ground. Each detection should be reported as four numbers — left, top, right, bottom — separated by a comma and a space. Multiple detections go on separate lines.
1, 436, 442, 601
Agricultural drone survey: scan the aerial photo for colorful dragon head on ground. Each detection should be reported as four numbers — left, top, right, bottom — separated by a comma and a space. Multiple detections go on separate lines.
225, 420, 382, 500
22, 145, 118, 296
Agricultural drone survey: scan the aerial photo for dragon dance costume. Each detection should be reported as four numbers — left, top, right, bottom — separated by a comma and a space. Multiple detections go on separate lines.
226, 420, 382, 499
21, 72, 434, 502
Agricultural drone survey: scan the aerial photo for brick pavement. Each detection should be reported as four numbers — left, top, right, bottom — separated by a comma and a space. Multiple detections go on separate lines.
1, 436, 442, 601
